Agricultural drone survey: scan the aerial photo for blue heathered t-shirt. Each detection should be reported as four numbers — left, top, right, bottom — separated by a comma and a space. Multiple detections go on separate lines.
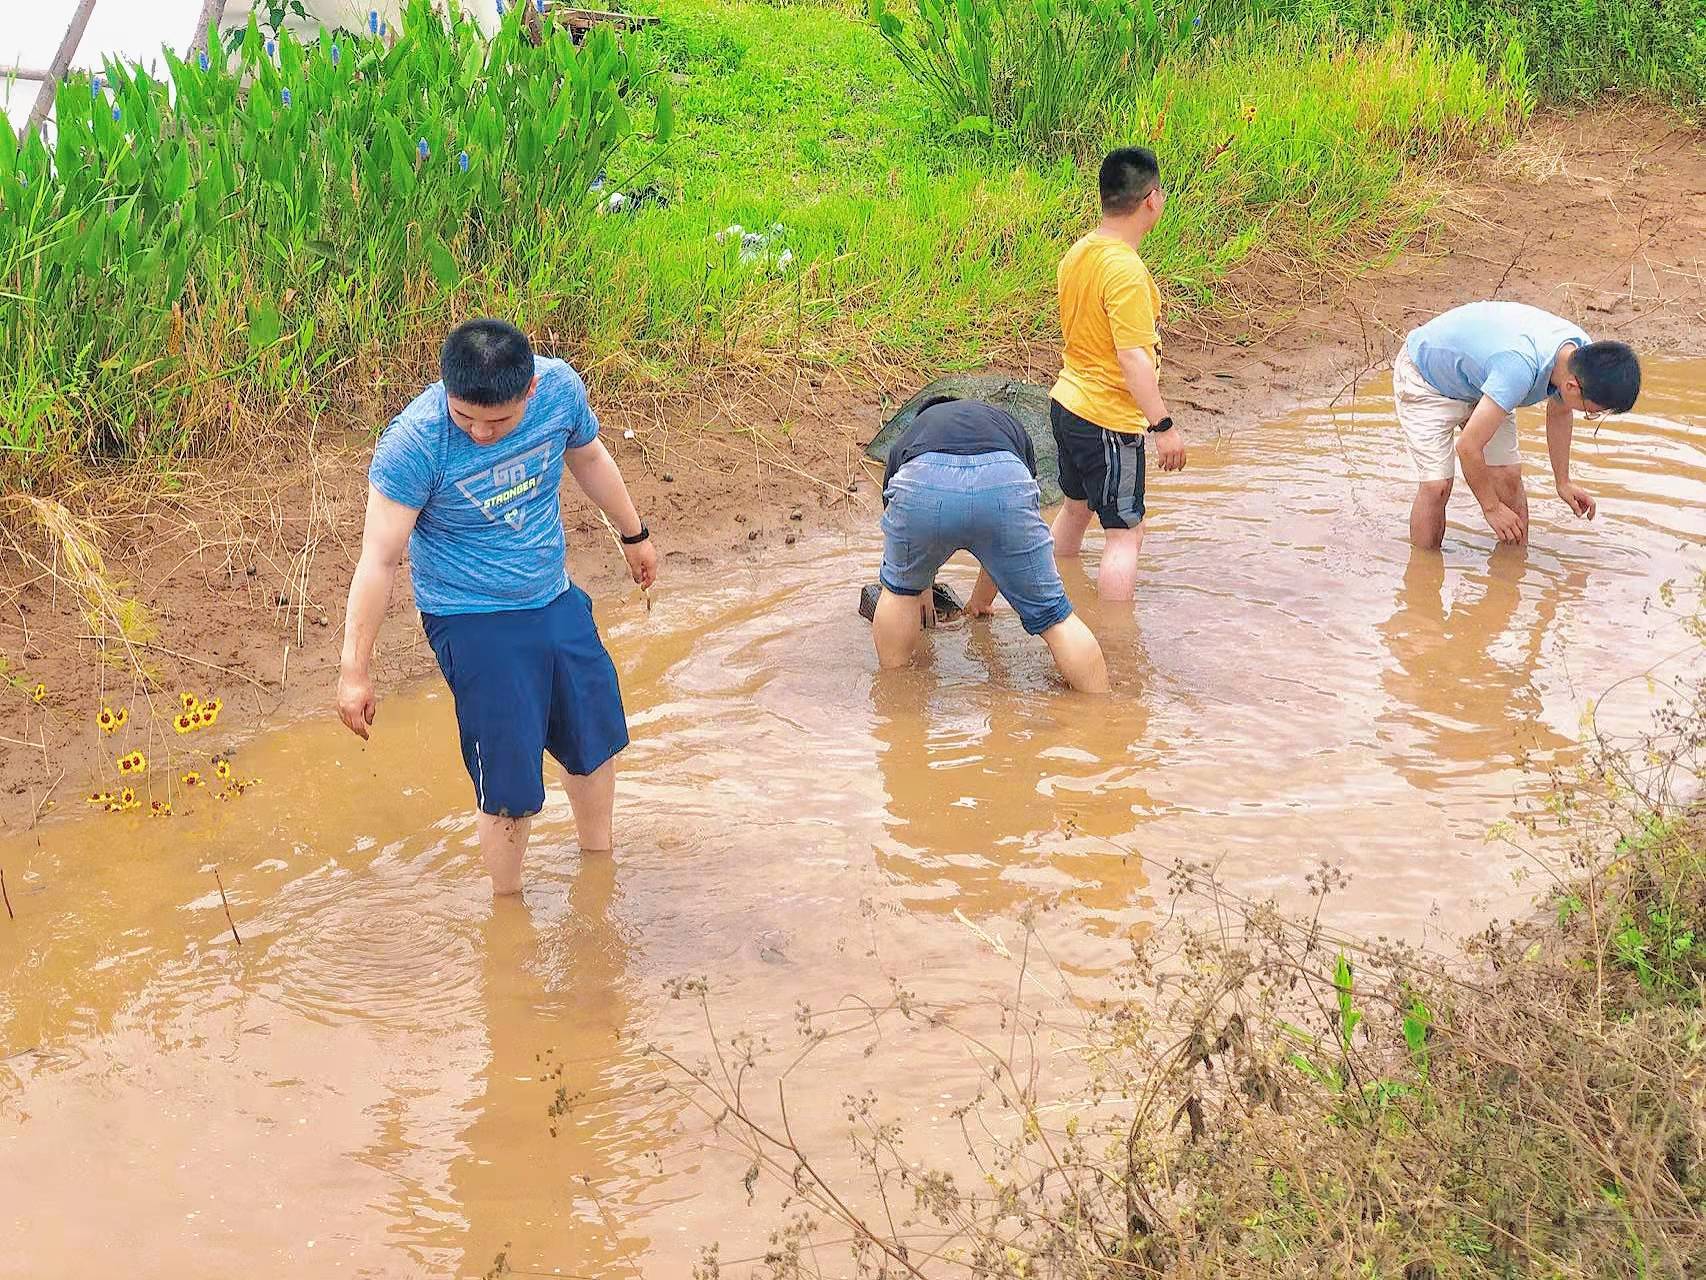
1406, 301, 1591, 411
369, 356, 599, 616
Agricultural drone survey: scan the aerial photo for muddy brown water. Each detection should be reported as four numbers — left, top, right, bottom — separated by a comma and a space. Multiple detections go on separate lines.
3, 366, 1702, 1277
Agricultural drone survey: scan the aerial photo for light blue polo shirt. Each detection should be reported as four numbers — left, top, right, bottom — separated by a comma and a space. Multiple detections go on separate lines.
369, 357, 599, 616
1406, 301, 1590, 411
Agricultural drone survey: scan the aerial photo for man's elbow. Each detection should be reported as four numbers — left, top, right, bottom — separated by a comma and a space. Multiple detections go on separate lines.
358, 542, 408, 576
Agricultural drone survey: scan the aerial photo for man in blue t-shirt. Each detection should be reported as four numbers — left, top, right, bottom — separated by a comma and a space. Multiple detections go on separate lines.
336, 319, 657, 895
1392, 300, 1641, 549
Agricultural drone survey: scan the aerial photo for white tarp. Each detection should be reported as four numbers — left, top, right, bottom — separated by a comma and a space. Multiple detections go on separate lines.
4, 1, 498, 130
220, 1, 499, 42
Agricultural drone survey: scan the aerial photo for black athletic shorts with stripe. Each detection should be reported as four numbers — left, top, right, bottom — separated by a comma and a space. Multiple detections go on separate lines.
1049, 399, 1146, 530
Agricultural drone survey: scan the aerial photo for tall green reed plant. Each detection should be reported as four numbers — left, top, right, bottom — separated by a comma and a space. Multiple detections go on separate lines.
0, 0, 670, 472
867, 0, 1298, 155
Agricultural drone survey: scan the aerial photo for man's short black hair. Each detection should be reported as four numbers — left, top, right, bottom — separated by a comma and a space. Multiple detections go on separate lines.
1100, 147, 1160, 217
441, 319, 535, 406
1569, 340, 1640, 414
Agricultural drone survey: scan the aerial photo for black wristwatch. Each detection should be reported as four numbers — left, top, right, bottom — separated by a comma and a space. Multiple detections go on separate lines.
620, 523, 650, 545
1146, 416, 1175, 434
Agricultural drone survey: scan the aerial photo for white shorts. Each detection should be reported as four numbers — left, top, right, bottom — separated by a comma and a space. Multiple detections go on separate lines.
1393, 344, 1519, 483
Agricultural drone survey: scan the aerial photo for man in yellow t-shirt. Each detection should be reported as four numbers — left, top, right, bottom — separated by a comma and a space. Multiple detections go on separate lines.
1049, 146, 1186, 602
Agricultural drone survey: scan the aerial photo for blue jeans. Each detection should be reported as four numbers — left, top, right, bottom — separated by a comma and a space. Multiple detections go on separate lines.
880, 452, 1074, 636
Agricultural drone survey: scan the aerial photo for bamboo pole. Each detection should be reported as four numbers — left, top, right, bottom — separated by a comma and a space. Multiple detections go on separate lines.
186, 0, 229, 58
26, 0, 100, 133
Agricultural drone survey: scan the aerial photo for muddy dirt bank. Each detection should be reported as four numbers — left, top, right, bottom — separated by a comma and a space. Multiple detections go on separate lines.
2, 106, 1702, 833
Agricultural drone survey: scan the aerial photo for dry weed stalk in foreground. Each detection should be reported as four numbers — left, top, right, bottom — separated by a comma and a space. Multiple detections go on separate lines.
642, 588, 1705, 1280
1, 495, 159, 679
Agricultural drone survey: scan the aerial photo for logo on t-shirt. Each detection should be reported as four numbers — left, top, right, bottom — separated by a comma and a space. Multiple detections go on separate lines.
454, 443, 552, 530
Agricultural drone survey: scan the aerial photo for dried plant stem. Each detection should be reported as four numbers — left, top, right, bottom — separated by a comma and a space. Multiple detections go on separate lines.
214, 866, 241, 947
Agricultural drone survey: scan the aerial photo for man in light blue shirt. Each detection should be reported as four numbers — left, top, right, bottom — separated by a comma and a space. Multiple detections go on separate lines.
336, 319, 657, 895
1392, 301, 1641, 548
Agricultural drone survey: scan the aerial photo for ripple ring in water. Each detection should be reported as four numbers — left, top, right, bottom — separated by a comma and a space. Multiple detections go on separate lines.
267, 892, 483, 1028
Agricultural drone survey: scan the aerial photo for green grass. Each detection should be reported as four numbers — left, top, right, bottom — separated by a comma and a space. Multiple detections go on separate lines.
573, 6, 1517, 377
1323, 0, 1706, 105
0, 0, 1606, 484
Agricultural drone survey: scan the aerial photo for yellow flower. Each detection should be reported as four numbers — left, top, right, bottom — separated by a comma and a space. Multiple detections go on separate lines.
180, 692, 200, 713
1240, 101, 1257, 123
86, 790, 112, 806
114, 707, 128, 729
182, 770, 203, 787
173, 713, 196, 735
119, 786, 138, 809
198, 706, 220, 728
203, 696, 224, 716
149, 800, 172, 818
31, 682, 45, 702
119, 750, 147, 775
215, 759, 232, 780
97, 707, 118, 733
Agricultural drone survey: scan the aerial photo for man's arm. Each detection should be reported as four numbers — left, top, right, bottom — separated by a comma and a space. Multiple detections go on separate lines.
966, 568, 998, 616
1116, 347, 1185, 472
565, 438, 658, 589
1455, 396, 1526, 544
337, 486, 420, 739
1546, 395, 1596, 520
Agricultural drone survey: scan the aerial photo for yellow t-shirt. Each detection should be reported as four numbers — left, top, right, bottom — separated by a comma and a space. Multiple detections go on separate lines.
1049, 232, 1162, 435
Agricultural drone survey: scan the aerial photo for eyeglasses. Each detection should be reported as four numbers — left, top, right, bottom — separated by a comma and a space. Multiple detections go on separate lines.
1583, 404, 1614, 422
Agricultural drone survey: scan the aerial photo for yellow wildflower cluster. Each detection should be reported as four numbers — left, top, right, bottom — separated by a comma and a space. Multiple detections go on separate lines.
208, 755, 259, 801
97, 705, 130, 734
118, 750, 147, 776
88, 786, 141, 813
173, 693, 224, 735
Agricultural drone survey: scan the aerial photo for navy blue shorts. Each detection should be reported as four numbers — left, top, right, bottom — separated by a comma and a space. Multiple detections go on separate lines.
1050, 399, 1146, 530
421, 587, 629, 818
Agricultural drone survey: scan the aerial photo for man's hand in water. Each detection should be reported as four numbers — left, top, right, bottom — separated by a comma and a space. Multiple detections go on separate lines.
1557, 481, 1597, 520
337, 669, 377, 740
1153, 424, 1186, 473
622, 537, 658, 589
966, 568, 998, 618
1482, 501, 1528, 545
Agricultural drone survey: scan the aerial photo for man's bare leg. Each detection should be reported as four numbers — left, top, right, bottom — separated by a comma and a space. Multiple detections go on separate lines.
1039, 614, 1109, 692
872, 588, 926, 669
1489, 464, 1527, 526
1096, 524, 1144, 601
1050, 499, 1094, 557
1409, 478, 1454, 550
560, 759, 616, 853
477, 812, 532, 896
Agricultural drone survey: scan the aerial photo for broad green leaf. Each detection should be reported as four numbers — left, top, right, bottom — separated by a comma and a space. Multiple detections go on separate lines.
426, 235, 460, 288
247, 298, 282, 352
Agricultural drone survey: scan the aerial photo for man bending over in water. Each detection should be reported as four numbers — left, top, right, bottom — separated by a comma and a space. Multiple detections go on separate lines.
336, 319, 657, 895
872, 396, 1108, 692
1394, 300, 1641, 548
